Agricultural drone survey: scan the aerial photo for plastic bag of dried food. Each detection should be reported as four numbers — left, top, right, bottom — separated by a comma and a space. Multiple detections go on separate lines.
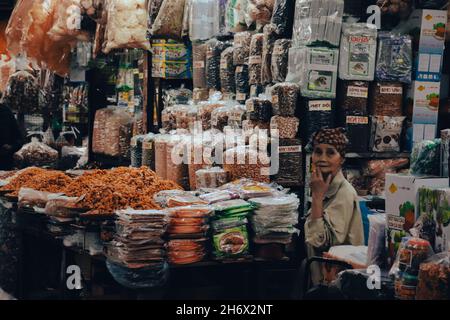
345, 113, 370, 153
220, 47, 236, 94
223, 146, 271, 183
410, 139, 441, 176
101, 107, 133, 158
206, 38, 232, 91
285, 46, 305, 84
48, 0, 90, 43
227, 104, 247, 128
250, 84, 264, 98
166, 135, 189, 190
18, 188, 54, 209
270, 82, 299, 116
292, 0, 344, 47
192, 88, 210, 103
272, 138, 303, 186
301, 99, 335, 143
142, 134, 156, 170
246, 0, 273, 31
235, 64, 250, 104
14, 138, 59, 168
103, 0, 150, 53
161, 106, 177, 132
271, 0, 295, 37
163, 87, 193, 108
213, 225, 250, 259
151, 0, 186, 39
106, 260, 169, 289
198, 100, 225, 131
196, 167, 230, 189
246, 97, 272, 122
376, 32, 413, 84
370, 116, 405, 153
271, 39, 291, 83
189, 0, 220, 41
211, 105, 233, 131
176, 105, 199, 132
148, 0, 164, 29
270, 116, 299, 139
338, 81, 369, 115
249, 33, 264, 86
130, 135, 146, 168
370, 82, 403, 116
416, 252, 450, 300
3, 70, 40, 114
261, 23, 277, 85
233, 31, 253, 66
376, 0, 413, 19
339, 23, 377, 81
192, 42, 207, 89
44, 193, 79, 217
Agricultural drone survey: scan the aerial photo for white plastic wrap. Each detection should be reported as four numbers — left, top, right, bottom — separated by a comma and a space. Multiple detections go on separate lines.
292, 0, 344, 47
339, 23, 378, 81
151, 0, 186, 39
103, 0, 150, 53
189, 0, 220, 41
366, 214, 386, 267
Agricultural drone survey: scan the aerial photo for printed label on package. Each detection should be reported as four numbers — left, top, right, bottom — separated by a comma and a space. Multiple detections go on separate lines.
220, 61, 227, 69
246, 101, 254, 112
272, 95, 279, 104
308, 100, 332, 111
387, 214, 405, 231
194, 61, 205, 69
249, 55, 262, 65
380, 86, 403, 95
347, 86, 369, 98
279, 146, 302, 153
346, 116, 369, 124
236, 93, 246, 101
143, 141, 153, 150
236, 66, 244, 73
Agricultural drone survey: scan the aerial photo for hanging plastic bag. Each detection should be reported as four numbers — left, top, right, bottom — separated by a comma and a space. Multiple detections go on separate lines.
3, 70, 40, 114
103, 0, 150, 53
189, 0, 220, 41
151, 0, 187, 40
48, 0, 90, 43
206, 38, 232, 91
410, 139, 441, 176
13, 138, 59, 168
261, 23, 277, 85
220, 47, 236, 94
369, 116, 405, 153
271, 0, 295, 37
249, 33, 264, 86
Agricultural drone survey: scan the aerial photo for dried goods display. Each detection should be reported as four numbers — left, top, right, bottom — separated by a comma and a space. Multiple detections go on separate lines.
223, 146, 270, 183
345, 113, 370, 153
192, 42, 207, 88
103, 0, 150, 53
249, 33, 264, 85
292, 0, 344, 47
196, 167, 230, 189
271, 39, 291, 83
246, 97, 272, 122
220, 47, 236, 94
376, 0, 414, 19
62, 167, 182, 214
261, 23, 278, 85
271, 0, 295, 37
206, 38, 232, 91
301, 99, 335, 143
211, 106, 232, 131
189, 0, 220, 41
246, 0, 274, 31
227, 104, 247, 128
130, 135, 145, 168
338, 81, 369, 115
339, 23, 377, 81
364, 158, 409, 195
166, 136, 189, 190
410, 139, 441, 176
376, 32, 413, 84
370, 116, 405, 153
4, 70, 39, 114
13, 139, 59, 169
271, 82, 299, 116
161, 106, 177, 132
250, 84, 264, 98
48, 0, 90, 43
270, 116, 299, 139
370, 82, 404, 116
198, 101, 225, 131
151, 0, 186, 39
148, 0, 164, 29
416, 252, 450, 300
235, 64, 250, 104
233, 31, 252, 66
273, 139, 303, 187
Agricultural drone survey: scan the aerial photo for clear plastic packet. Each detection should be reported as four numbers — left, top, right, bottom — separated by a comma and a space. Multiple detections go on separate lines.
233, 31, 253, 66
227, 104, 247, 128
285, 46, 305, 84
18, 187, 54, 209
153, 189, 189, 208
249, 33, 264, 85
271, 39, 291, 83
376, 32, 413, 84
235, 64, 250, 104
261, 23, 278, 85
270, 116, 299, 139
301, 99, 335, 143
206, 38, 233, 91
250, 84, 264, 98
148, 0, 164, 29
273, 138, 303, 186
245, 96, 272, 122
166, 135, 189, 189
213, 225, 250, 258
174, 105, 198, 132
246, 0, 273, 31
193, 88, 210, 103
154, 134, 170, 179
410, 139, 441, 176
196, 167, 230, 189
270, 82, 299, 116
130, 135, 146, 168
292, 0, 344, 47
211, 105, 232, 131
271, 0, 295, 37
103, 107, 133, 158
167, 205, 213, 217
189, 0, 220, 41
199, 189, 239, 204
370, 116, 405, 153
339, 23, 377, 81
370, 82, 404, 116
44, 193, 79, 217
223, 146, 271, 183
298, 46, 340, 99
102, 0, 150, 53
212, 215, 248, 232
192, 42, 208, 89
198, 99, 226, 131
3, 70, 40, 114
151, 0, 187, 39
416, 252, 450, 300
48, 0, 90, 43
376, 0, 413, 19
13, 138, 59, 169
161, 106, 177, 132
338, 80, 369, 115
167, 193, 209, 208
366, 214, 386, 267
163, 87, 193, 108
220, 46, 236, 94
106, 260, 169, 289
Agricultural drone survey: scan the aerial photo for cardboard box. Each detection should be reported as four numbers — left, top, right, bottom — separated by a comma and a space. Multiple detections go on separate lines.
385, 174, 448, 264
409, 10, 448, 82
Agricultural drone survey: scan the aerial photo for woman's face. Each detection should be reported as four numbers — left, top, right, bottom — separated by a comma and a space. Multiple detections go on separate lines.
312, 143, 343, 176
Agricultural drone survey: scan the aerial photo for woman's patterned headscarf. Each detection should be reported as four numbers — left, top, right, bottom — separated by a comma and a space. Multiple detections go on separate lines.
310, 127, 349, 158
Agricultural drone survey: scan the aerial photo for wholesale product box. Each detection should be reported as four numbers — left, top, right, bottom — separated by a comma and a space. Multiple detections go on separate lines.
418, 187, 450, 253
412, 81, 441, 143
407, 10, 447, 82
151, 39, 192, 79
385, 173, 448, 265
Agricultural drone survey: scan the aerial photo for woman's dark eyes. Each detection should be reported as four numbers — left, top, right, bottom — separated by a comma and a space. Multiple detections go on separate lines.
326, 149, 336, 156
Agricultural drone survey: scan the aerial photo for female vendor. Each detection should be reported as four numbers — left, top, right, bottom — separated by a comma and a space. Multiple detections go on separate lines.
305, 128, 364, 284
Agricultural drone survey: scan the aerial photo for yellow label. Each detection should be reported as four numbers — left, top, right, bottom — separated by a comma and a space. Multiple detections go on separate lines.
389, 183, 398, 194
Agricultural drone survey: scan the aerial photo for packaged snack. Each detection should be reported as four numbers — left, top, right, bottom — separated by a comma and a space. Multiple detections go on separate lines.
370, 82, 404, 116
416, 252, 450, 300
233, 31, 253, 66
370, 116, 405, 153
235, 64, 250, 104
338, 80, 369, 115
212, 225, 250, 258
196, 167, 230, 189
272, 138, 303, 186
227, 104, 247, 128
271, 0, 295, 37
211, 105, 232, 131
192, 42, 207, 89
261, 23, 278, 85
246, 0, 273, 31
206, 38, 232, 91
271, 39, 291, 83
345, 113, 370, 153
151, 0, 186, 39
249, 33, 264, 85
301, 99, 335, 143
339, 23, 377, 81
410, 139, 441, 176
220, 46, 236, 94
246, 97, 272, 122
198, 101, 225, 131
270, 82, 300, 116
